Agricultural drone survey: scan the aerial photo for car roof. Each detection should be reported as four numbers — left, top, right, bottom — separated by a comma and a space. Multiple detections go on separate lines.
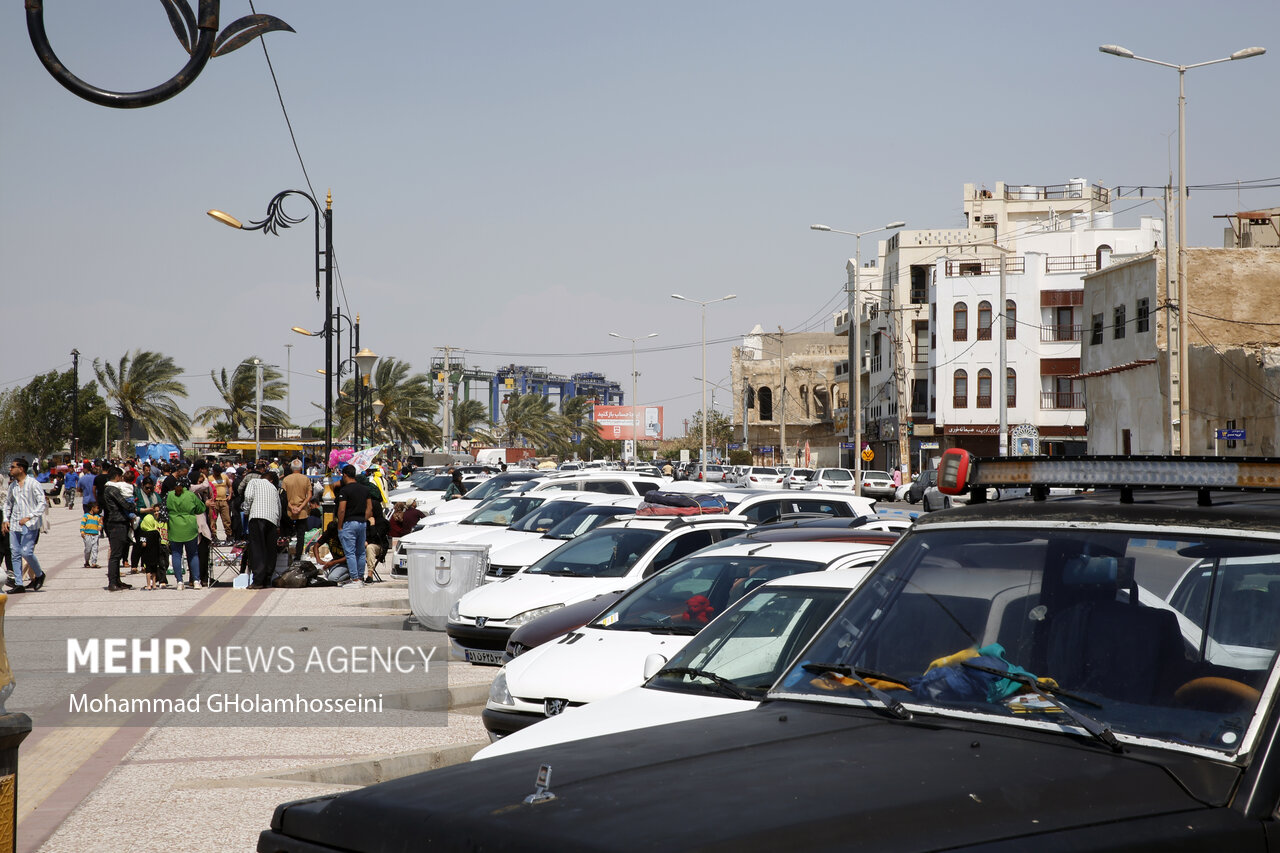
914, 490, 1280, 534
755, 566, 875, 591
689, 539, 888, 561
605, 514, 754, 531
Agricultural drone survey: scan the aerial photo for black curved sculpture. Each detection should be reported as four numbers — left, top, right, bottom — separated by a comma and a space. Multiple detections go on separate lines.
25, 0, 294, 109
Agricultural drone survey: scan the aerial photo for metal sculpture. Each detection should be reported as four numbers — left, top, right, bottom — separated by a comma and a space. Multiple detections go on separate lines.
25, 0, 294, 109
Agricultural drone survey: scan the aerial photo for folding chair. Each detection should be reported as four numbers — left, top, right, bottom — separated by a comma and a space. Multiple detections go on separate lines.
207, 540, 246, 587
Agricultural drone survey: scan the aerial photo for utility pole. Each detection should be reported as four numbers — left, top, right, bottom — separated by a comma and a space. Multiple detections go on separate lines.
70, 348, 79, 461
254, 358, 263, 462
284, 343, 293, 422
777, 327, 786, 468
437, 346, 459, 456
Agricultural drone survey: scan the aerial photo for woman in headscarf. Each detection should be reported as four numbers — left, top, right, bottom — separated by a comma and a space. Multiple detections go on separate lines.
165, 477, 206, 590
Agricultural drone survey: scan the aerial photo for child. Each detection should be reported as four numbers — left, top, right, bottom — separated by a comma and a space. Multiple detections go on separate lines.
80, 503, 103, 568
139, 513, 167, 590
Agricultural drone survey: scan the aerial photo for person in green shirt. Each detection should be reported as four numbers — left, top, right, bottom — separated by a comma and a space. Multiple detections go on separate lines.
166, 478, 206, 589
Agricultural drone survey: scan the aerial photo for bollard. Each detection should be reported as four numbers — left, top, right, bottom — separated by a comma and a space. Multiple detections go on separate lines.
0, 593, 33, 852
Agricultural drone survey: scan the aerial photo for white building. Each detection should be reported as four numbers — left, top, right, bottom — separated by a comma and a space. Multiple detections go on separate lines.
835, 179, 1162, 473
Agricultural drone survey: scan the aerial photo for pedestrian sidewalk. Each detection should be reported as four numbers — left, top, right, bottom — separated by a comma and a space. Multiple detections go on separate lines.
8, 506, 493, 853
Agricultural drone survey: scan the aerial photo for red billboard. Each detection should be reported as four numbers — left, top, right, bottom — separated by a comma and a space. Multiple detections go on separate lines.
593, 405, 664, 441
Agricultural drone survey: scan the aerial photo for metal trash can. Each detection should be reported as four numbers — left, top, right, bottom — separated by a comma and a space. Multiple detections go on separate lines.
0, 713, 30, 851
407, 543, 488, 632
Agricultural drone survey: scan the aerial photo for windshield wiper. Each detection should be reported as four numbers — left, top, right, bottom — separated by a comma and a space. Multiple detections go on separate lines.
532, 568, 579, 577
960, 662, 1121, 752
801, 663, 913, 720
655, 666, 753, 701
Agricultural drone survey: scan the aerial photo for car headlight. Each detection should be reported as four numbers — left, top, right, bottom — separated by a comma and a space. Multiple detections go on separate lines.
449, 600, 461, 622
506, 603, 565, 627
488, 671, 514, 706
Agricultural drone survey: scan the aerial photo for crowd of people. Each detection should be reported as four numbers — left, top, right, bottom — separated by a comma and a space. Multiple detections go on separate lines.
2, 454, 394, 594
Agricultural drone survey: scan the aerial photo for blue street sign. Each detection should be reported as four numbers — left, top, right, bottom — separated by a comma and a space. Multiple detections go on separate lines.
839, 442, 857, 449
758, 446, 775, 453
1216, 429, 1246, 440
727, 443, 741, 450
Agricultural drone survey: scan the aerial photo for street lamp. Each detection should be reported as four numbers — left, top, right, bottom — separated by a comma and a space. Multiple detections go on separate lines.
210, 189, 334, 467
810, 220, 905, 488
610, 331, 658, 463
1100, 43, 1265, 454
354, 347, 379, 448
672, 293, 736, 480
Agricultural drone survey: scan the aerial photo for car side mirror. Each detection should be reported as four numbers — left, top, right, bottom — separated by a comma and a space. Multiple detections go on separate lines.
643, 653, 668, 680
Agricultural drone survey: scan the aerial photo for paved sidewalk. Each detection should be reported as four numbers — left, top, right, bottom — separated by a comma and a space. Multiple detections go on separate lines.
7, 506, 493, 853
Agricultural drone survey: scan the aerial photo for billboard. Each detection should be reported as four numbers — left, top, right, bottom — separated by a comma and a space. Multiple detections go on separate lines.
593, 405, 663, 441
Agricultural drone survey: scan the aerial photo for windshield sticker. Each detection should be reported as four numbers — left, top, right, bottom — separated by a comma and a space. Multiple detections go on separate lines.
600, 612, 619, 627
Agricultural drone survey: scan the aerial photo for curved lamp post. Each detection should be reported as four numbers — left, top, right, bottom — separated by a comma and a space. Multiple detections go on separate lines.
26, 0, 294, 109
810, 220, 905, 487
211, 190, 333, 466
1099, 43, 1265, 455
672, 294, 736, 480
609, 332, 658, 463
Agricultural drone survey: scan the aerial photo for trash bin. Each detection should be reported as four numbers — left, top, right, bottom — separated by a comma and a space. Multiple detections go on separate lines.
407, 543, 488, 632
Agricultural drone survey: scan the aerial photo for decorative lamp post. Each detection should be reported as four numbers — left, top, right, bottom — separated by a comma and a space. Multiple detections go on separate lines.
210, 189, 334, 466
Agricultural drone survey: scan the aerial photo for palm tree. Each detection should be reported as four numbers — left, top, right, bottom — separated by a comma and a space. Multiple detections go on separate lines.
193, 358, 289, 438
548, 395, 609, 459
93, 350, 190, 442
499, 392, 559, 451
337, 357, 440, 451
452, 398, 496, 447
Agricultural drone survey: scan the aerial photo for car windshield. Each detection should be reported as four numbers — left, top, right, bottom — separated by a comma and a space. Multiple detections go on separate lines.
593, 555, 825, 633
752, 468, 779, 476
863, 470, 890, 480
525, 527, 665, 578
543, 506, 636, 540
506, 499, 593, 534
822, 469, 853, 481
462, 477, 509, 502
772, 525, 1280, 754
650, 585, 852, 698
460, 496, 543, 527
411, 474, 451, 491
792, 469, 814, 479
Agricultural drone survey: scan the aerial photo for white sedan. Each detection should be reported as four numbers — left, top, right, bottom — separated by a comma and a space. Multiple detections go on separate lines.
480, 540, 889, 738
476, 567, 872, 754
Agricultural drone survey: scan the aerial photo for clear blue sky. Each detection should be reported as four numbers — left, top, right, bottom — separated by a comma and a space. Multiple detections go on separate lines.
2, 1, 1275, 437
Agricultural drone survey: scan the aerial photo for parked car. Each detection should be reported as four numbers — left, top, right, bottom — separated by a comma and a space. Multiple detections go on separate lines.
904, 468, 936, 504
801, 467, 856, 492
445, 515, 754, 665
783, 468, 814, 489
735, 466, 785, 489
261, 454, 1280, 853
475, 569, 871, 758
481, 541, 889, 739
482, 499, 643, 583
692, 463, 731, 483
856, 469, 897, 499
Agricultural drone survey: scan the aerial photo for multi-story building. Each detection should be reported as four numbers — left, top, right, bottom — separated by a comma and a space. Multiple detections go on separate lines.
730, 327, 845, 467
1081, 248, 1280, 456
835, 178, 1162, 474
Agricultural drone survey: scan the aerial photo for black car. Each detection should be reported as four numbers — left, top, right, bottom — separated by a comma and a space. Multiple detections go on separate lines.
905, 468, 936, 504
259, 455, 1280, 853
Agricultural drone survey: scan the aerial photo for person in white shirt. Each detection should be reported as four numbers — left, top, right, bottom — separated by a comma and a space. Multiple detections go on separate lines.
242, 470, 282, 589
3, 458, 47, 591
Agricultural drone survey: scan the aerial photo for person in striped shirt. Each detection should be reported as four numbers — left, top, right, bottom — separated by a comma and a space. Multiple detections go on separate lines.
80, 502, 103, 567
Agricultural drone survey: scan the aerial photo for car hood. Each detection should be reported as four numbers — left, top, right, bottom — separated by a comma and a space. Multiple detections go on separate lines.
487, 536, 564, 571
457, 574, 636, 622
474, 683, 755, 760
271, 702, 1239, 852
502, 626, 695, 704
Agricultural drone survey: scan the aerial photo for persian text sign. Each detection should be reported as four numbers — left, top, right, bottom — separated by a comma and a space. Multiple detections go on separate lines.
593, 406, 663, 441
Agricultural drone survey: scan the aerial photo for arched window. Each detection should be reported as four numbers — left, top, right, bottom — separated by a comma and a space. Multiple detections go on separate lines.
758, 386, 774, 421
953, 370, 968, 409
1005, 299, 1017, 339
1006, 368, 1017, 408
953, 302, 968, 341
977, 369, 992, 408
977, 301, 993, 340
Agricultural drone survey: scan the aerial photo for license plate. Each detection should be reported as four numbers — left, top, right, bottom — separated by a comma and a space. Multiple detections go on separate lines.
465, 649, 506, 666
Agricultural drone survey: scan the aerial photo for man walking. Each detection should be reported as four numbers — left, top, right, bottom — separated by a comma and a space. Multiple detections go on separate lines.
280, 459, 312, 565
334, 465, 372, 588
63, 465, 80, 511
100, 466, 134, 592
3, 458, 47, 592
242, 469, 281, 589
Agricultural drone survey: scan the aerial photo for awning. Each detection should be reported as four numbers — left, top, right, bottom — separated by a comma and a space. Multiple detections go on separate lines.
224, 440, 325, 452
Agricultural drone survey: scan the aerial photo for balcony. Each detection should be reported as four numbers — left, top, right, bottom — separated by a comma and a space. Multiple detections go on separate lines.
1041, 391, 1085, 410
953, 395, 968, 409
1041, 324, 1082, 343
976, 395, 992, 409
944, 257, 1026, 277
1046, 255, 1098, 274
